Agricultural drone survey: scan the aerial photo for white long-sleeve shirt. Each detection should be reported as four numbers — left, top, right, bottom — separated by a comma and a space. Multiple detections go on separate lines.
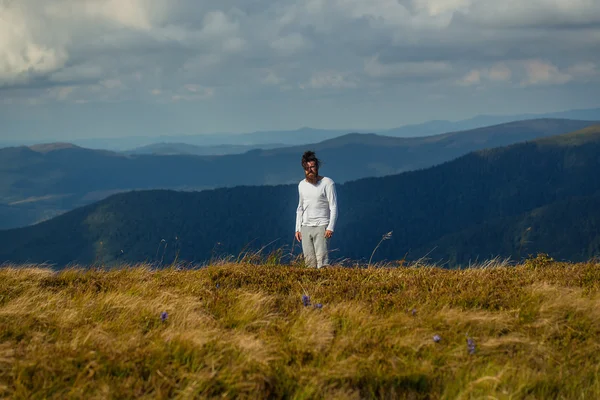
295, 177, 338, 232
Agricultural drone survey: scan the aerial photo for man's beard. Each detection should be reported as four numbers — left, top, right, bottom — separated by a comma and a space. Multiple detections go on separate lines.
305, 171, 318, 184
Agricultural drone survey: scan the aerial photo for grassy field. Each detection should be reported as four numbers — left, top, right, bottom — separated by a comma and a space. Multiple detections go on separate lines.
1, 255, 600, 399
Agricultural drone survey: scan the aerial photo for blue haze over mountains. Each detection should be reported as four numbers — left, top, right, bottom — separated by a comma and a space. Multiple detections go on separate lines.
0, 118, 596, 231
2, 123, 600, 267
2, 107, 600, 151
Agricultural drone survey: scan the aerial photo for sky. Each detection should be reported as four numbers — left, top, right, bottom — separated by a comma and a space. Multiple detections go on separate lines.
1, 0, 600, 141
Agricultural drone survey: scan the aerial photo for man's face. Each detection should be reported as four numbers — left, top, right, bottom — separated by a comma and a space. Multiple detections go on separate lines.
304, 161, 318, 182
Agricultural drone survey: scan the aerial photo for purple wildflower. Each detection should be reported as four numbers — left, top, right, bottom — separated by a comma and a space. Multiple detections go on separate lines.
314, 303, 323, 309
302, 294, 311, 307
433, 334, 441, 343
411, 308, 417, 316
467, 338, 476, 354
160, 311, 168, 322
216, 283, 220, 289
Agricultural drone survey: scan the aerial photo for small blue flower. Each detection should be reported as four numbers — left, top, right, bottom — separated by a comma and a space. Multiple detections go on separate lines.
433, 334, 441, 343
467, 338, 476, 354
160, 311, 168, 322
411, 308, 417, 316
314, 303, 323, 309
302, 294, 311, 307
216, 283, 220, 289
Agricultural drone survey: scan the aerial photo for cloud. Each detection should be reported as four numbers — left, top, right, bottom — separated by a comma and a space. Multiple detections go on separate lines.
520, 60, 599, 86
270, 33, 310, 55
262, 71, 284, 85
567, 62, 600, 81
0, 0, 163, 88
458, 63, 512, 86
101, 79, 124, 90
54, 86, 74, 100
488, 64, 512, 82
304, 71, 358, 89
0, 3, 68, 86
459, 59, 599, 87
1, 0, 600, 133
365, 56, 452, 80
457, 0, 600, 29
411, 0, 472, 17
458, 70, 481, 86
522, 60, 572, 86
50, 64, 105, 84
170, 84, 214, 102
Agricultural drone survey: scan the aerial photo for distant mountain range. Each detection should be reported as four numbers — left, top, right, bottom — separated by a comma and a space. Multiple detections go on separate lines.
0, 118, 596, 230
381, 106, 600, 138
2, 107, 600, 151
122, 142, 287, 156
2, 124, 599, 267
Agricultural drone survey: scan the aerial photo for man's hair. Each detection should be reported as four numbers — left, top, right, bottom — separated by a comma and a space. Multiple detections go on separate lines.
301, 150, 320, 169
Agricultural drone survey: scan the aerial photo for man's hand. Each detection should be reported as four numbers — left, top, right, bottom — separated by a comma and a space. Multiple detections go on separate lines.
295, 231, 302, 242
325, 230, 333, 239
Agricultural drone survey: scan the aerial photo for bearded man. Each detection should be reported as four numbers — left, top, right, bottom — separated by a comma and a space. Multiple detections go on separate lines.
294, 151, 338, 268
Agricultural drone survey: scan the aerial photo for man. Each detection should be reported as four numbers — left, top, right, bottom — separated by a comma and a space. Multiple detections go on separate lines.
295, 151, 338, 268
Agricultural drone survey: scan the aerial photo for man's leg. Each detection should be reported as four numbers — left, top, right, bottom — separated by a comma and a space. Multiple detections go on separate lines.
313, 225, 330, 268
301, 226, 317, 268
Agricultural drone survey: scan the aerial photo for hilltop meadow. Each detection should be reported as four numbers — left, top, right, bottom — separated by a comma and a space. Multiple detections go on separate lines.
1, 254, 600, 399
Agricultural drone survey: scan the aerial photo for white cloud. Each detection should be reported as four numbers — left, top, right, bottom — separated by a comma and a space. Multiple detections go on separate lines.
0, 4, 68, 85
365, 56, 452, 79
411, 0, 472, 17
519, 60, 599, 86
458, 63, 512, 86
460, 0, 600, 28
458, 69, 481, 86
0, 0, 164, 87
271, 33, 309, 55
101, 79, 124, 89
54, 86, 74, 100
50, 64, 104, 83
307, 71, 358, 89
457, 60, 597, 87
1, 0, 600, 113
567, 62, 599, 81
338, 0, 411, 25
199, 11, 240, 39
262, 71, 284, 85
183, 54, 222, 73
223, 37, 246, 53
80, 0, 154, 30
522, 60, 572, 86
171, 84, 214, 102
488, 63, 512, 82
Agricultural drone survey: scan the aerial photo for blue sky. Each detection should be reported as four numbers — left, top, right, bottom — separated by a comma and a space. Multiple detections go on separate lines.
1, 0, 600, 141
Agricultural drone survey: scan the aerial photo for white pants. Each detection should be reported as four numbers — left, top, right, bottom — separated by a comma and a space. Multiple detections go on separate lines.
301, 225, 330, 268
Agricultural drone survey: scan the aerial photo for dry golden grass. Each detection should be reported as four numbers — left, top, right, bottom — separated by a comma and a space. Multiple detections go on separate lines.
1, 255, 600, 399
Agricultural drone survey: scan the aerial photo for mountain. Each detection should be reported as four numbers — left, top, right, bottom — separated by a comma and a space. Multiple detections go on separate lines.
3, 107, 600, 150
414, 194, 600, 265
122, 142, 286, 156
70, 128, 358, 151
28, 143, 81, 153
2, 124, 599, 267
0, 118, 596, 230
382, 107, 600, 137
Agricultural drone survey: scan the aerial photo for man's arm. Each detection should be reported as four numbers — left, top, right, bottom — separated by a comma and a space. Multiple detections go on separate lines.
295, 184, 303, 241
325, 180, 337, 235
